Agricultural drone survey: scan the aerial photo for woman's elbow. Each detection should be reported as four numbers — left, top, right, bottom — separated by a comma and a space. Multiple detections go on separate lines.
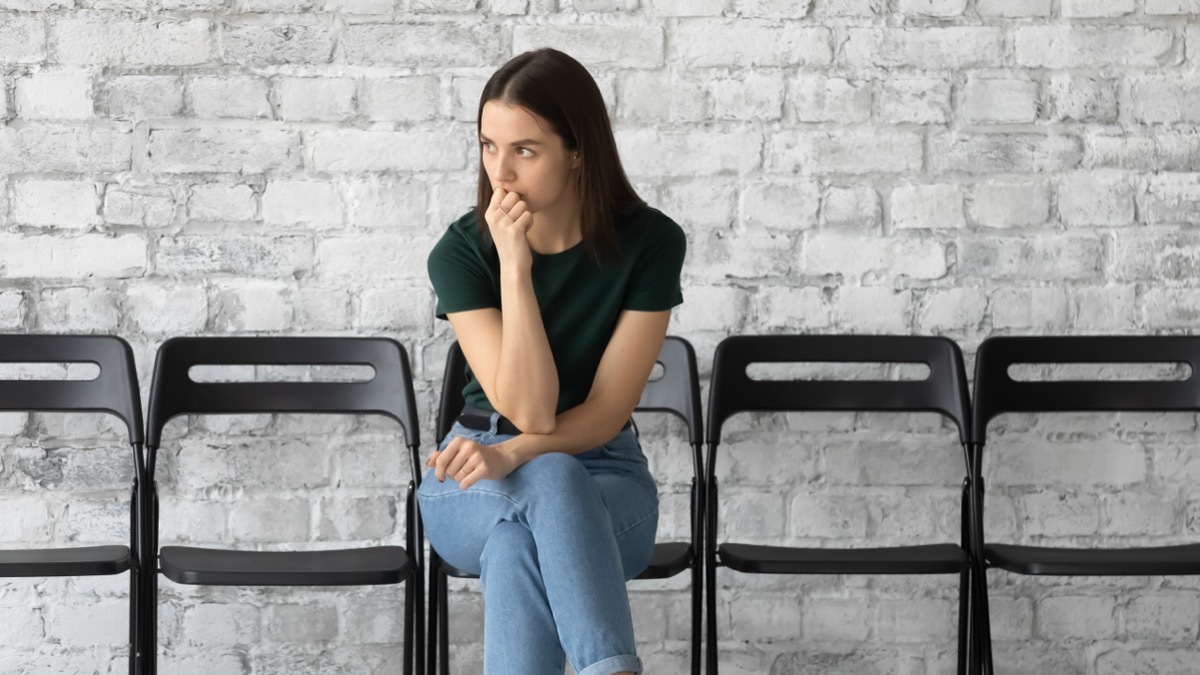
511, 413, 556, 435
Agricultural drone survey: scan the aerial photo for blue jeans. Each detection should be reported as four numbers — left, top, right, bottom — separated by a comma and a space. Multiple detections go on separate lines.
417, 415, 659, 675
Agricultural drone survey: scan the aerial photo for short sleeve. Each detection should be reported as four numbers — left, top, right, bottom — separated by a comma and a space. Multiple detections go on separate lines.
622, 215, 686, 312
427, 214, 500, 320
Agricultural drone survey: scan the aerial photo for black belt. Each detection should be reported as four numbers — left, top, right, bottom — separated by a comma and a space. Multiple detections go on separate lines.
457, 406, 632, 436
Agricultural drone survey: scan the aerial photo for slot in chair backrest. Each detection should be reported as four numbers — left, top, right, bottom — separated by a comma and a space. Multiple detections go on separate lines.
0, 334, 143, 444
707, 335, 970, 443
437, 337, 703, 444
972, 335, 1200, 444
147, 336, 419, 451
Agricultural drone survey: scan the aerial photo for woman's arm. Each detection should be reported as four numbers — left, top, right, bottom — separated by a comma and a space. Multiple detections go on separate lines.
430, 309, 670, 488
447, 188, 558, 434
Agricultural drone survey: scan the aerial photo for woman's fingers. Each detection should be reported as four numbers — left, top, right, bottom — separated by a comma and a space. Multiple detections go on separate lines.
514, 210, 533, 233
506, 199, 528, 223
499, 189, 521, 214
458, 463, 487, 490
433, 438, 464, 482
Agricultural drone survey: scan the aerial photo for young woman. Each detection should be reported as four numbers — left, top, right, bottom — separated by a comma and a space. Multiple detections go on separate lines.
418, 49, 686, 675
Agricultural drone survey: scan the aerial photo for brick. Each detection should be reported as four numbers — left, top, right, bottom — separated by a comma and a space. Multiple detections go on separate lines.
618, 129, 762, 176
37, 287, 120, 332
276, 77, 355, 122
1132, 77, 1200, 124
344, 600, 405, 645
739, 180, 819, 231
212, 280, 294, 332
1037, 596, 1116, 639
1126, 594, 1200, 640
221, 21, 334, 65
12, 180, 100, 229
0, 234, 146, 278
346, 177, 427, 230
158, 498, 226, 543
263, 180, 341, 229
962, 79, 1038, 124
572, 0, 636, 9
650, 0, 726, 14
919, 287, 987, 333
1101, 492, 1177, 536
733, 0, 812, 16
126, 282, 208, 334
712, 228, 797, 280
755, 286, 832, 331
0, 497, 51, 542
1020, 491, 1100, 537
789, 75, 870, 124
345, 22, 502, 67
0, 14, 46, 63
316, 234, 437, 281
802, 233, 946, 279
834, 287, 913, 333
310, 129, 466, 172
989, 597, 1034, 641
711, 71, 784, 121
1086, 131, 1200, 172
976, 0, 1050, 14
877, 77, 950, 125
229, 497, 308, 541
156, 236, 311, 277
327, 0, 393, 11
361, 76, 440, 122
1146, 0, 1200, 12
1111, 231, 1200, 281
104, 75, 184, 119
0, 126, 131, 173
671, 21, 831, 68
1015, 27, 1175, 68
513, 24, 663, 68
896, 0, 967, 16
721, 490, 786, 540
1142, 173, 1200, 225
265, 603, 338, 642
1058, 171, 1135, 227
182, 604, 260, 646
822, 0, 877, 14
891, 184, 964, 230
359, 286, 433, 330
0, 290, 26, 329
822, 186, 880, 228
187, 185, 256, 226
1144, 287, 1200, 329
729, 594, 800, 640
189, 76, 271, 119
660, 177, 737, 230
932, 133, 1083, 175
802, 598, 870, 641
1047, 74, 1117, 123
877, 599, 952, 642
768, 129, 923, 175
990, 440, 1145, 486
843, 28, 1004, 69
618, 71, 707, 123
146, 127, 300, 173
789, 491, 869, 538
104, 184, 176, 227
45, 599, 129, 646
413, 0, 480, 8
295, 286, 352, 330
990, 286, 1069, 329
970, 182, 1051, 228
672, 285, 747, 333
825, 437, 965, 485
1061, 0, 1135, 16
53, 15, 211, 65
1072, 286, 1137, 331
14, 70, 92, 120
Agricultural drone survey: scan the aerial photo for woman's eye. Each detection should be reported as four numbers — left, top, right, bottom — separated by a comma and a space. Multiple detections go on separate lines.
516, 148, 533, 158
480, 141, 495, 152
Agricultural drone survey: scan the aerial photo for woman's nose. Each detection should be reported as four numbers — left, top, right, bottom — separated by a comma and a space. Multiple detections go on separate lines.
494, 153, 516, 180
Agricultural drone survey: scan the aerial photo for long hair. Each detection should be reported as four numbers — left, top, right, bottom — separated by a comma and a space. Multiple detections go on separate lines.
475, 49, 643, 263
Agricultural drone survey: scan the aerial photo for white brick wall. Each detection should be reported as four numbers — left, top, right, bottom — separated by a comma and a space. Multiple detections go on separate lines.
4, 2, 1200, 673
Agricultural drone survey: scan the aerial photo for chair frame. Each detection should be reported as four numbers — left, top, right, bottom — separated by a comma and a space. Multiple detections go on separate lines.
969, 335, 1200, 675
426, 336, 706, 674
704, 334, 978, 675
0, 334, 147, 675
141, 336, 424, 675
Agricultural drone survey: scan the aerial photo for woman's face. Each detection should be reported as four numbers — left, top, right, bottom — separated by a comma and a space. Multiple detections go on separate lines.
479, 100, 580, 216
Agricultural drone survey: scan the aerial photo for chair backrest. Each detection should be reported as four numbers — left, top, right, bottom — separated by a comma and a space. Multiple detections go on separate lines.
972, 335, 1200, 444
437, 337, 704, 446
0, 334, 143, 445
707, 334, 970, 445
146, 336, 419, 449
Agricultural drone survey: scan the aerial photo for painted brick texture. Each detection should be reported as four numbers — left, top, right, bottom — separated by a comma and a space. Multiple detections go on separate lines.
3, 1, 1200, 674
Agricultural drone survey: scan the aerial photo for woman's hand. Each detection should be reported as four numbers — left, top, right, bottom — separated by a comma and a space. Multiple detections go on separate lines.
426, 436, 520, 490
485, 187, 534, 272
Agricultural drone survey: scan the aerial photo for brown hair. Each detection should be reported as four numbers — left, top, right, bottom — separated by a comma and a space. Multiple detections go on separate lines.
475, 48, 643, 263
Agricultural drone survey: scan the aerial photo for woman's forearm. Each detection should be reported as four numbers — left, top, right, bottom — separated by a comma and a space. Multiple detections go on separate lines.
497, 396, 631, 465
494, 267, 559, 433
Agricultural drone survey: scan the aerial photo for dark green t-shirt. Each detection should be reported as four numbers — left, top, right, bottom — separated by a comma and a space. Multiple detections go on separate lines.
427, 205, 686, 417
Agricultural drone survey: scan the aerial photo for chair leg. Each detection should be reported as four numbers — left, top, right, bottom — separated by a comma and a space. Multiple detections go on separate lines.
691, 558, 702, 675
403, 572, 414, 675
705, 477, 719, 675
129, 567, 138, 675
957, 568, 969, 675
438, 568, 450, 675
426, 554, 439, 675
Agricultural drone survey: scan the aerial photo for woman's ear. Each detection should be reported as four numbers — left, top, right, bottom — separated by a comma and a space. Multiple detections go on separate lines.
571, 152, 581, 170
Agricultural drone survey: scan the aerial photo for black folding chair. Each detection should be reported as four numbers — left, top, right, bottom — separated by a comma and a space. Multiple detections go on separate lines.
705, 335, 976, 675
142, 336, 424, 675
426, 336, 705, 674
0, 334, 147, 674
969, 335, 1200, 675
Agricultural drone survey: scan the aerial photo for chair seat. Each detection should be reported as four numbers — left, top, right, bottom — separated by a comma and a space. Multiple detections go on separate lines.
0, 545, 131, 577
719, 542, 968, 575
986, 543, 1200, 576
636, 542, 693, 580
160, 545, 411, 586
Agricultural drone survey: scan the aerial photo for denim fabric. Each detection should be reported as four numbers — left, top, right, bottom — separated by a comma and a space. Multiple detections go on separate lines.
417, 416, 659, 675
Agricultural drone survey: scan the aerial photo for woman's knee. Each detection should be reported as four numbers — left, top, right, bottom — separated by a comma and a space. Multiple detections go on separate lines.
518, 452, 593, 489
481, 520, 537, 569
